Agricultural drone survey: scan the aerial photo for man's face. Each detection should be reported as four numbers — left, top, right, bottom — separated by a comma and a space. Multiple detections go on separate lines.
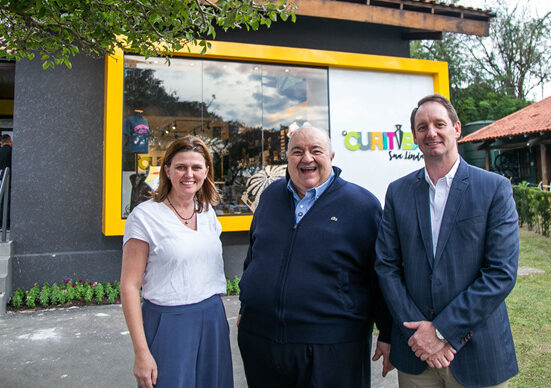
287, 128, 334, 198
413, 101, 461, 161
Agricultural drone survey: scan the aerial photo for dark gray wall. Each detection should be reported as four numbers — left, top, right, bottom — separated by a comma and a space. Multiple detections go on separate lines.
216, 16, 410, 58
10, 17, 409, 289
11, 55, 123, 288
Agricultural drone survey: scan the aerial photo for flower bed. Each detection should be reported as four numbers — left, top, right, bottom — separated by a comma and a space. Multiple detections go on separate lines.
8, 279, 121, 311
8, 276, 241, 311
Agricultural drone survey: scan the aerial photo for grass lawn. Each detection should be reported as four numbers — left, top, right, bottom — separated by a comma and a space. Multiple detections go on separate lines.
508, 228, 551, 387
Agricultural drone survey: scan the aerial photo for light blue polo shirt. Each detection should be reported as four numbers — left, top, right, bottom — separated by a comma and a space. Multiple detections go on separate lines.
287, 168, 336, 223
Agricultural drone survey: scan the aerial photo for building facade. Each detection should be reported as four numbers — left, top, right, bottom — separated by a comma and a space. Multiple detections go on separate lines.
5, 1, 492, 289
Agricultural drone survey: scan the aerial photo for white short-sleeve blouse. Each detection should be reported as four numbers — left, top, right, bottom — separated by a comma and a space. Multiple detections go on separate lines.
123, 199, 227, 306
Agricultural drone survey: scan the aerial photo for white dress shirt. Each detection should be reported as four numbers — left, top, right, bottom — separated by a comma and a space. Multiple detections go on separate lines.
424, 157, 460, 256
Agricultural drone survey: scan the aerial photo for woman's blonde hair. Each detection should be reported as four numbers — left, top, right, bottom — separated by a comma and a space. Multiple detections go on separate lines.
153, 136, 220, 212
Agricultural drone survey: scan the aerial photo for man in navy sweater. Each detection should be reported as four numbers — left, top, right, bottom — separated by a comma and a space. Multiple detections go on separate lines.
238, 125, 393, 387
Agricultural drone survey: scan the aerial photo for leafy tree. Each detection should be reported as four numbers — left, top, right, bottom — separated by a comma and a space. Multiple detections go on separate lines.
410, 29, 471, 95
411, 1, 547, 122
124, 68, 220, 118
466, 4, 551, 100
0, 0, 296, 69
454, 83, 530, 123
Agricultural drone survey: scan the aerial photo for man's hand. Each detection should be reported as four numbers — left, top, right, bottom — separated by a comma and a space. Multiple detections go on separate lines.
403, 321, 445, 360
426, 343, 456, 369
371, 341, 394, 377
237, 313, 241, 327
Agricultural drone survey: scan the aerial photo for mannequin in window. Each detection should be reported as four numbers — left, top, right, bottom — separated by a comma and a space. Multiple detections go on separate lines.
123, 109, 151, 171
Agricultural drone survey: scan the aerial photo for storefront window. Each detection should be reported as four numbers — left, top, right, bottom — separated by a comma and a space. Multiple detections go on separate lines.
121, 55, 328, 217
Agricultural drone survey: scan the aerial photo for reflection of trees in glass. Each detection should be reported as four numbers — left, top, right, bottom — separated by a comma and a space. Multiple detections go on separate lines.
122, 62, 328, 215
124, 69, 218, 119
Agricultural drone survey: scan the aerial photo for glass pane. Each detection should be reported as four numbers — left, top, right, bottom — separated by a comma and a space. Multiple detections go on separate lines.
122, 55, 202, 217
202, 61, 263, 216
121, 56, 329, 218
261, 64, 329, 166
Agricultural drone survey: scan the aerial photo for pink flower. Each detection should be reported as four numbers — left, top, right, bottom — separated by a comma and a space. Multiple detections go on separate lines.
92, 282, 98, 287
62, 289, 67, 293
64, 278, 71, 284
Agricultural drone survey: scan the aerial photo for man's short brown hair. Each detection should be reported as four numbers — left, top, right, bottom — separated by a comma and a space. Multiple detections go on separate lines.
410, 94, 459, 133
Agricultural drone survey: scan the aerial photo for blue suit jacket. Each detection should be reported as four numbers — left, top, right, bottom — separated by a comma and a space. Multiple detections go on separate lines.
375, 158, 519, 387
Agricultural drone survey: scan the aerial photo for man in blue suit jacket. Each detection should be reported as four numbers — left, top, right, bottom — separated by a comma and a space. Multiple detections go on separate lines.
375, 94, 519, 387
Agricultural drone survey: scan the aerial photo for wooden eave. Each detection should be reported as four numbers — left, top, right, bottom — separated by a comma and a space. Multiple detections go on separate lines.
295, 0, 493, 36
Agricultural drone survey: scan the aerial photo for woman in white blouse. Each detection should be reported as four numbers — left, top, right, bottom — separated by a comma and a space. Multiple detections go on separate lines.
121, 136, 233, 388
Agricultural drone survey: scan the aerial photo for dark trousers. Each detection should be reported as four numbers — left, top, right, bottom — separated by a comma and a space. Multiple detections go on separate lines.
238, 328, 372, 388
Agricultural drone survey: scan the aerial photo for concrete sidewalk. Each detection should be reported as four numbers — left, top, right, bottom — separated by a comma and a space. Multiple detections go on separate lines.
0, 296, 398, 387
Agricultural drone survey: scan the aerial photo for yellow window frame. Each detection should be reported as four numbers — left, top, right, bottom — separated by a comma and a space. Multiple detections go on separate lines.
103, 41, 448, 236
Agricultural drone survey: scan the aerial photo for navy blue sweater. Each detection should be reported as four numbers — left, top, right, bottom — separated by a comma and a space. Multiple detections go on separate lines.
239, 167, 392, 344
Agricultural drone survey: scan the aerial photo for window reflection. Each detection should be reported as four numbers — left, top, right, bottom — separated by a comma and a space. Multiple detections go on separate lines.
121, 55, 329, 217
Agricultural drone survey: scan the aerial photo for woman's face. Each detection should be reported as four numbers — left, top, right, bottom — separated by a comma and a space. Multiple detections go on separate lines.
164, 151, 208, 199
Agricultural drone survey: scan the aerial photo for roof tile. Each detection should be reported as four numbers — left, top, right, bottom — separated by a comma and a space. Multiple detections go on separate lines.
459, 96, 551, 143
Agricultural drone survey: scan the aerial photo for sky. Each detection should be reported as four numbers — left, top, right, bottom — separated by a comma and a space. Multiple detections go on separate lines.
456, 0, 551, 100
458, 0, 551, 16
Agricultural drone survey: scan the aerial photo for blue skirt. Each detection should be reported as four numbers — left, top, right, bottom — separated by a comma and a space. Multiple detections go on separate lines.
142, 295, 234, 388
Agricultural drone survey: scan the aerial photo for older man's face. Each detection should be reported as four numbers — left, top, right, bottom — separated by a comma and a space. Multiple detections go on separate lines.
287, 128, 334, 199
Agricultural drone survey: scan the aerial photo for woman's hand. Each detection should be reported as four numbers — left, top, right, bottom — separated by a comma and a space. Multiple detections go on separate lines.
134, 350, 158, 388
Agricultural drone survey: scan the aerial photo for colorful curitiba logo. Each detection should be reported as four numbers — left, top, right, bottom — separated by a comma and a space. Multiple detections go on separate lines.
342, 124, 423, 161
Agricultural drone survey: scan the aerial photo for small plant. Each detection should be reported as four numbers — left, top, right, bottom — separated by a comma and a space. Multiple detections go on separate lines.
83, 284, 94, 303
50, 283, 66, 305
105, 282, 117, 304
25, 283, 40, 308
513, 184, 551, 237
10, 288, 24, 307
226, 276, 241, 295
39, 283, 51, 306
231, 277, 240, 295
74, 280, 86, 298
94, 282, 105, 304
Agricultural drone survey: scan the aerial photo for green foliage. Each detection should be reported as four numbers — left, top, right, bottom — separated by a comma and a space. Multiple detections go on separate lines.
50, 283, 66, 305
508, 228, 551, 386
513, 184, 551, 236
83, 285, 94, 303
410, 31, 470, 96
468, 4, 551, 100
226, 277, 233, 295
0, 0, 296, 68
10, 288, 24, 308
25, 283, 39, 308
411, 3, 550, 122
8, 278, 121, 309
64, 282, 76, 302
105, 282, 117, 304
454, 86, 531, 124
39, 282, 51, 306
226, 276, 241, 295
231, 277, 240, 295
74, 281, 85, 298
94, 282, 105, 304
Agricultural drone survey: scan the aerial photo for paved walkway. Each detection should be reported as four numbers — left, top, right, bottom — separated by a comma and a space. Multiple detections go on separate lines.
0, 296, 398, 387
